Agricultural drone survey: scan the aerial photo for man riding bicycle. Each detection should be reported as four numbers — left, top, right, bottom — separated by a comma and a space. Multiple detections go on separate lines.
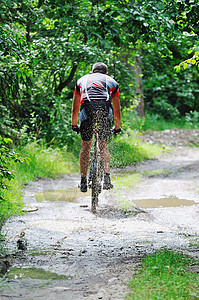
71, 62, 121, 192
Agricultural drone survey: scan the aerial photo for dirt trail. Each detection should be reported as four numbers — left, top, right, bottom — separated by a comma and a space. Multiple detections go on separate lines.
1, 130, 199, 300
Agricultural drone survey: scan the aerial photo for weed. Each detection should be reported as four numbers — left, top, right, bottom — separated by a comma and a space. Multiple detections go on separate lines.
0, 141, 79, 232
117, 197, 136, 214
109, 129, 164, 167
114, 174, 140, 190
122, 110, 199, 132
141, 169, 170, 177
127, 248, 199, 299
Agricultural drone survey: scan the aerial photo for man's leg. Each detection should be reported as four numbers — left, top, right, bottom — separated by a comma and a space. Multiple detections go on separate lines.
99, 141, 110, 174
99, 141, 113, 190
79, 140, 92, 192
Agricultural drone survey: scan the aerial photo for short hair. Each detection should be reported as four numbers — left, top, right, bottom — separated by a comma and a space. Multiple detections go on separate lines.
92, 62, 108, 74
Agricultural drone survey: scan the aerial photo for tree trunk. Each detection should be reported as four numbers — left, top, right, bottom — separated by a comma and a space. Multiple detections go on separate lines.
134, 54, 144, 117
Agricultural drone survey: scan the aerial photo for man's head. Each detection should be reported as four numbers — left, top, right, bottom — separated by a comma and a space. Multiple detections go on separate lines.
92, 62, 108, 74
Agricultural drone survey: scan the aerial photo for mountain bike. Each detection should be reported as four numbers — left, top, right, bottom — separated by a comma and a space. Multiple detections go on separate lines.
87, 126, 121, 213
88, 129, 103, 214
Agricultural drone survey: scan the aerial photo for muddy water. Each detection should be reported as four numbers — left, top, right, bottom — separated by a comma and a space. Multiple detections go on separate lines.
132, 197, 198, 208
1, 147, 199, 300
7, 267, 71, 280
35, 188, 198, 209
35, 188, 90, 202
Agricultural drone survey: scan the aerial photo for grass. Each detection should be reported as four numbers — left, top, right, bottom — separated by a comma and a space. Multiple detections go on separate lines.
114, 174, 141, 190
141, 169, 170, 177
0, 141, 79, 232
127, 248, 199, 300
109, 129, 165, 167
15, 142, 79, 183
0, 131, 164, 227
111, 174, 141, 213
143, 115, 199, 131
122, 110, 199, 132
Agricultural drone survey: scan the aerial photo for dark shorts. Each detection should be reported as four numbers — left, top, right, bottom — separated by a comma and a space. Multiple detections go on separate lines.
80, 102, 113, 141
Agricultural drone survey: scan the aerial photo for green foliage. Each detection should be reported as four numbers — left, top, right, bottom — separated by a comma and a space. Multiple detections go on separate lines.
143, 49, 199, 118
0, 139, 79, 229
0, 137, 22, 228
122, 108, 199, 132
0, 0, 198, 144
175, 44, 199, 72
109, 129, 164, 167
114, 174, 141, 190
127, 249, 199, 299
185, 111, 199, 129
15, 142, 79, 183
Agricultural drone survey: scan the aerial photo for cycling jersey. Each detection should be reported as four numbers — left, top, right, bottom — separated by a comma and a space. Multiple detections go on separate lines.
74, 72, 119, 105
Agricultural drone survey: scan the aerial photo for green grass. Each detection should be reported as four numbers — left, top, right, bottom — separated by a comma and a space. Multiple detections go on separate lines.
109, 129, 165, 167
0, 134, 163, 229
127, 249, 199, 300
122, 110, 199, 132
15, 142, 79, 183
0, 142, 79, 231
114, 174, 141, 190
143, 115, 197, 131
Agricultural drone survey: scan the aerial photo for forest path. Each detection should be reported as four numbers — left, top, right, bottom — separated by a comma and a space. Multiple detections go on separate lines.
1, 130, 199, 300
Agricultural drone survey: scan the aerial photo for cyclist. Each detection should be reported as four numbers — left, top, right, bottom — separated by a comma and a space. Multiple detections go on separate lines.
71, 62, 121, 192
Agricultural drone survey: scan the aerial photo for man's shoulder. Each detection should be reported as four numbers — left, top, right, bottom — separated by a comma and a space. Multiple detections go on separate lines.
77, 74, 90, 85
106, 74, 118, 86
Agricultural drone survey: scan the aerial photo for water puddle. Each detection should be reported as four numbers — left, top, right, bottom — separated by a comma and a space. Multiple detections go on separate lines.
7, 267, 71, 280
35, 188, 90, 202
132, 197, 198, 208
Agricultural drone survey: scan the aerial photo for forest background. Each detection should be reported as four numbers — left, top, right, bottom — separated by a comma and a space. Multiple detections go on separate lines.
0, 0, 199, 228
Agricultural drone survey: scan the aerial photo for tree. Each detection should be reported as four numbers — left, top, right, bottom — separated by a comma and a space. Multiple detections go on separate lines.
0, 0, 198, 144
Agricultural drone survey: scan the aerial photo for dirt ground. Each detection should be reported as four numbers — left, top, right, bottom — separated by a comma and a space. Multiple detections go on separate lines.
1, 129, 199, 300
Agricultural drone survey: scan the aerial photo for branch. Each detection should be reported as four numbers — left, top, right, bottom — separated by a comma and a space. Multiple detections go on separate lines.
55, 63, 78, 94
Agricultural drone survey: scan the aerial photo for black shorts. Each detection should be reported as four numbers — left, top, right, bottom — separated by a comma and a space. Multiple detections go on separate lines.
80, 102, 113, 141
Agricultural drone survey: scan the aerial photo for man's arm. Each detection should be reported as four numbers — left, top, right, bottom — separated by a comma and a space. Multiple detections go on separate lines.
112, 96, 121, 130
71, 93, 81, 126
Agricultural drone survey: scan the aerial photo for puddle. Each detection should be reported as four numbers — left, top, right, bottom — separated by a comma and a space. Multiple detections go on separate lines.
35, 188, 90, 202
132, 197, 198, 208
7, 267, 71, 280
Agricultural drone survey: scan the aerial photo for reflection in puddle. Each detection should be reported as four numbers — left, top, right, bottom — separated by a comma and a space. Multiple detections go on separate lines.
132, 197, 198, 208
35, 188, 90, 202
7, 267, 71, 280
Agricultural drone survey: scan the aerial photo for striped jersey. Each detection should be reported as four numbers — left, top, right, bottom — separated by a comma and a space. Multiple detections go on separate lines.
74, 72, 119, 105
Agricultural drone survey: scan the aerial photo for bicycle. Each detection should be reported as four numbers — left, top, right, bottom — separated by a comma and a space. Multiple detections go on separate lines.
87, 126, 121, 213
88, 128, 103, 214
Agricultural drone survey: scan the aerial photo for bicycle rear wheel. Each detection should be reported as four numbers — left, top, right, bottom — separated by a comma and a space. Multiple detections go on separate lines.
91, 159, 98, 213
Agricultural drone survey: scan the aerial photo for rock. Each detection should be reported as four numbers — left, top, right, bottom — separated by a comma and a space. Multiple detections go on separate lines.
17, 239, 28, 251
0, 259, 10, 275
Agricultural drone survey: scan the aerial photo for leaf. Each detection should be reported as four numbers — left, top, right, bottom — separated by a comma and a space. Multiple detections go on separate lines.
183, 63, 188, 70
33, 58, 39, 65
174, 65, 181, 72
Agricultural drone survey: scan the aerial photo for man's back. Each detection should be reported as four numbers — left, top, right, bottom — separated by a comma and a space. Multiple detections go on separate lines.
76, 73, 119, 104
